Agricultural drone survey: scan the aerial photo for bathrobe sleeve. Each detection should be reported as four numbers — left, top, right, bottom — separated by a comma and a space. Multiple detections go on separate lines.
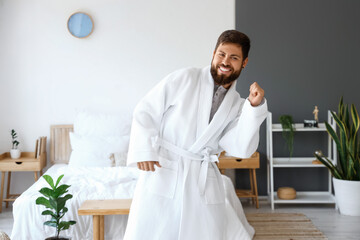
126, 71, 182, 167
218, 98, 268, 158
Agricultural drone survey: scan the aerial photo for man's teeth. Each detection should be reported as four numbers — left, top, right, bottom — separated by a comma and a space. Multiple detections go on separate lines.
219, 66, 231, 72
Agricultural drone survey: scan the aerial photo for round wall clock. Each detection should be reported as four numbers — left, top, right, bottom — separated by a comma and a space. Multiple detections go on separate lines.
67, 12, 94, 38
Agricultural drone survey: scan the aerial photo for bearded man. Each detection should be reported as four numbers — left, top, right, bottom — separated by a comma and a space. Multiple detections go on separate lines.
124, 30, 268, 240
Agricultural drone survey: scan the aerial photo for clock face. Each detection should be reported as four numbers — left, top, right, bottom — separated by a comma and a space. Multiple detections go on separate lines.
67, 12, 93, 38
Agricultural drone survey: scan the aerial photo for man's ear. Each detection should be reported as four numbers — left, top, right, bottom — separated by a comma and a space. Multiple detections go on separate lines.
242, 58, 249, 68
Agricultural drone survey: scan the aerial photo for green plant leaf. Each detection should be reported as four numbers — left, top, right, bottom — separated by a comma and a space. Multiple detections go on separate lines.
42, 175, 55, 189
325, 122, 345, 166
339, 96, 344, 120
62, 207, 68, 214
331, 111, 348, 139
314, 153, 342, 179
345, 104, 350, 135
56, 194, 73, 211
351, 104, 360, 141
41, 210, 56, 218
58, 221, 76, 231
36, 197, 53, 209
39, 187, 54, 198
279, 115, 295, 157
54, 184, 70, 198
55, 175, 64, 188
49, 197, 58, 212
44, 220, 57, 228
339, 127, 349, 176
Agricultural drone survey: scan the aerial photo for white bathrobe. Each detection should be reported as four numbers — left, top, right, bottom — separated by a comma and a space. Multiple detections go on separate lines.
124, 66, 268, 240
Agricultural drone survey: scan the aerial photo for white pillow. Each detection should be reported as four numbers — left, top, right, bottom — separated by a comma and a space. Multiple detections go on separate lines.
69, 132, 130, 167
69, 150, 112, 167
74, 111, 132, 137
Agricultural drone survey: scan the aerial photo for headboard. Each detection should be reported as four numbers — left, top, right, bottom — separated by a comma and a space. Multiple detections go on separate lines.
50, 125, 73, 164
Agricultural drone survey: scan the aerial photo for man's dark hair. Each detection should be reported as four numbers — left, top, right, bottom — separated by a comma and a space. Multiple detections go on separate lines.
214, 30, 251, 59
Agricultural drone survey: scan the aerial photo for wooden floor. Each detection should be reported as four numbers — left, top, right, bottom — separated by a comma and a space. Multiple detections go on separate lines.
1, 201, 360, 239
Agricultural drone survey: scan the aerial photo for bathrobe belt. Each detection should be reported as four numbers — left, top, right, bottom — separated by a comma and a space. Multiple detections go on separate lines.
152, 136, 221, 196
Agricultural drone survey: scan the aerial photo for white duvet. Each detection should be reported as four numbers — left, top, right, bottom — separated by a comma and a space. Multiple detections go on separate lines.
11, 164, 253, 240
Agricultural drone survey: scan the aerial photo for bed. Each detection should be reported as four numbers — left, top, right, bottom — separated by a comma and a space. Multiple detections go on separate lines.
10, 112, 255, 240
11, 112, 139, 240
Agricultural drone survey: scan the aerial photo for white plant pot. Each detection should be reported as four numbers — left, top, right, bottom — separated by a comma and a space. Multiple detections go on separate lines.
333, 177, 360, 216
10, 149, 21, 159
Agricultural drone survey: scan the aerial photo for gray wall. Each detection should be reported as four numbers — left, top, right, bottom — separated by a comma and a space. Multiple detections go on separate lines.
234, 0, 360, 195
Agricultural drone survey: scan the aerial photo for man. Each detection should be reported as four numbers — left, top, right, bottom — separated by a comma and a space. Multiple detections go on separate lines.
124, 30, 268, 240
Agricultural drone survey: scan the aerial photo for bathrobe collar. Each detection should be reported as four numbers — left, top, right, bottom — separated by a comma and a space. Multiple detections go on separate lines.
190, 66, 238, 153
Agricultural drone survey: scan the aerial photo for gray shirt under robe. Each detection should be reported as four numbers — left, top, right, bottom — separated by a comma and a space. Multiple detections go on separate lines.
210, 84, 228, 122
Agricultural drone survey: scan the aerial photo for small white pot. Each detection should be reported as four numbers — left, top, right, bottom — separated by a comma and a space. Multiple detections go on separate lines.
333, 177, 360, 216
10, 149, 21, 159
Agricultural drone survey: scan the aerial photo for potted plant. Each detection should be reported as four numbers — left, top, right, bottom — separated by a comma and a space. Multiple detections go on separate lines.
315, 97, 360, 216
279, 115, 295, 158
10, 129, 21, 159
36, 174, 76, 239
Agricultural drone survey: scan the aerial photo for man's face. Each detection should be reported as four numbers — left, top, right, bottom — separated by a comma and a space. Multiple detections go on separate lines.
210, 43, 248, 86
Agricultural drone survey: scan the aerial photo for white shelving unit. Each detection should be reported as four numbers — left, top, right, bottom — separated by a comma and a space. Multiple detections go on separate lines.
266, 111, 337, 209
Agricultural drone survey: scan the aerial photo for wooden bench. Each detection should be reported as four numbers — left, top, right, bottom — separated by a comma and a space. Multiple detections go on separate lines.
78, 199, 132, 240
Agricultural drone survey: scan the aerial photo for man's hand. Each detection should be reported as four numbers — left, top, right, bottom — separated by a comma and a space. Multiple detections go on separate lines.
137, 161, 162, 171
248, 82, 265, 107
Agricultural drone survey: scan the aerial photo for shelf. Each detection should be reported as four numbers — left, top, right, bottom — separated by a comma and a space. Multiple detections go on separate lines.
271, 157, 334, 168
272, 123, 327, 132
267, 111, 337, 209
273, 191, 335, 204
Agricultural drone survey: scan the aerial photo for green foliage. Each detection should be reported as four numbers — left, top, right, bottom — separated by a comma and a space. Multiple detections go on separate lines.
315, 97, 360, 180
279, 115, 295, 158
10, 129, 20, 149
36, 174, 76, 238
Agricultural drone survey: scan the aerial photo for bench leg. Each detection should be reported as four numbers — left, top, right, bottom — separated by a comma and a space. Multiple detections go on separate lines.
93, 215, 100, 240
100, 215, 104, 240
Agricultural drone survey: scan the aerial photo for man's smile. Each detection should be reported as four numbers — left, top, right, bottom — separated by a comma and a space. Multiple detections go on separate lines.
218, 65, 232, 74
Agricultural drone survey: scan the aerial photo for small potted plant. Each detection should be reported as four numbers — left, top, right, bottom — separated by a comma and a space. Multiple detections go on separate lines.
10, 129, 21, 159
36, 174, 76, 240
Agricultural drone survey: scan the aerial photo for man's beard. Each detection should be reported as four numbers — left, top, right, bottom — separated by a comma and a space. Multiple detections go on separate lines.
210, 63, 242, 86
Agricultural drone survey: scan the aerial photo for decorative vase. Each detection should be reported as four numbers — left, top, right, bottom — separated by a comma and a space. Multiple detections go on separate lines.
10, 149, 21, 159
333, 177, 360, 216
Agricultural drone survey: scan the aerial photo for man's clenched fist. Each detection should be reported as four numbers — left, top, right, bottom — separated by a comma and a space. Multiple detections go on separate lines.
248, 82, 265, 107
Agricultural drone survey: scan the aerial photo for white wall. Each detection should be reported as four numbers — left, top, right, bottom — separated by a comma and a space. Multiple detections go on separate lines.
0, 1, 234, 196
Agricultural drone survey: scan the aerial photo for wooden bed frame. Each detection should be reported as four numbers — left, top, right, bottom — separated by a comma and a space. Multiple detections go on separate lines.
50, 125, 74, 164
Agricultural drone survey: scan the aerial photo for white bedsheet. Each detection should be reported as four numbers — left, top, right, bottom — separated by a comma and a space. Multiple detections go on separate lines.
11, 165, 253, 240
11, 164, 140, 240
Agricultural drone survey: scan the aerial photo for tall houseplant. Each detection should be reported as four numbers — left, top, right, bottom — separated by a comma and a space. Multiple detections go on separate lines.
36, 174, 76, 239
315, 97, 360, 216
279, 115, 295, 158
